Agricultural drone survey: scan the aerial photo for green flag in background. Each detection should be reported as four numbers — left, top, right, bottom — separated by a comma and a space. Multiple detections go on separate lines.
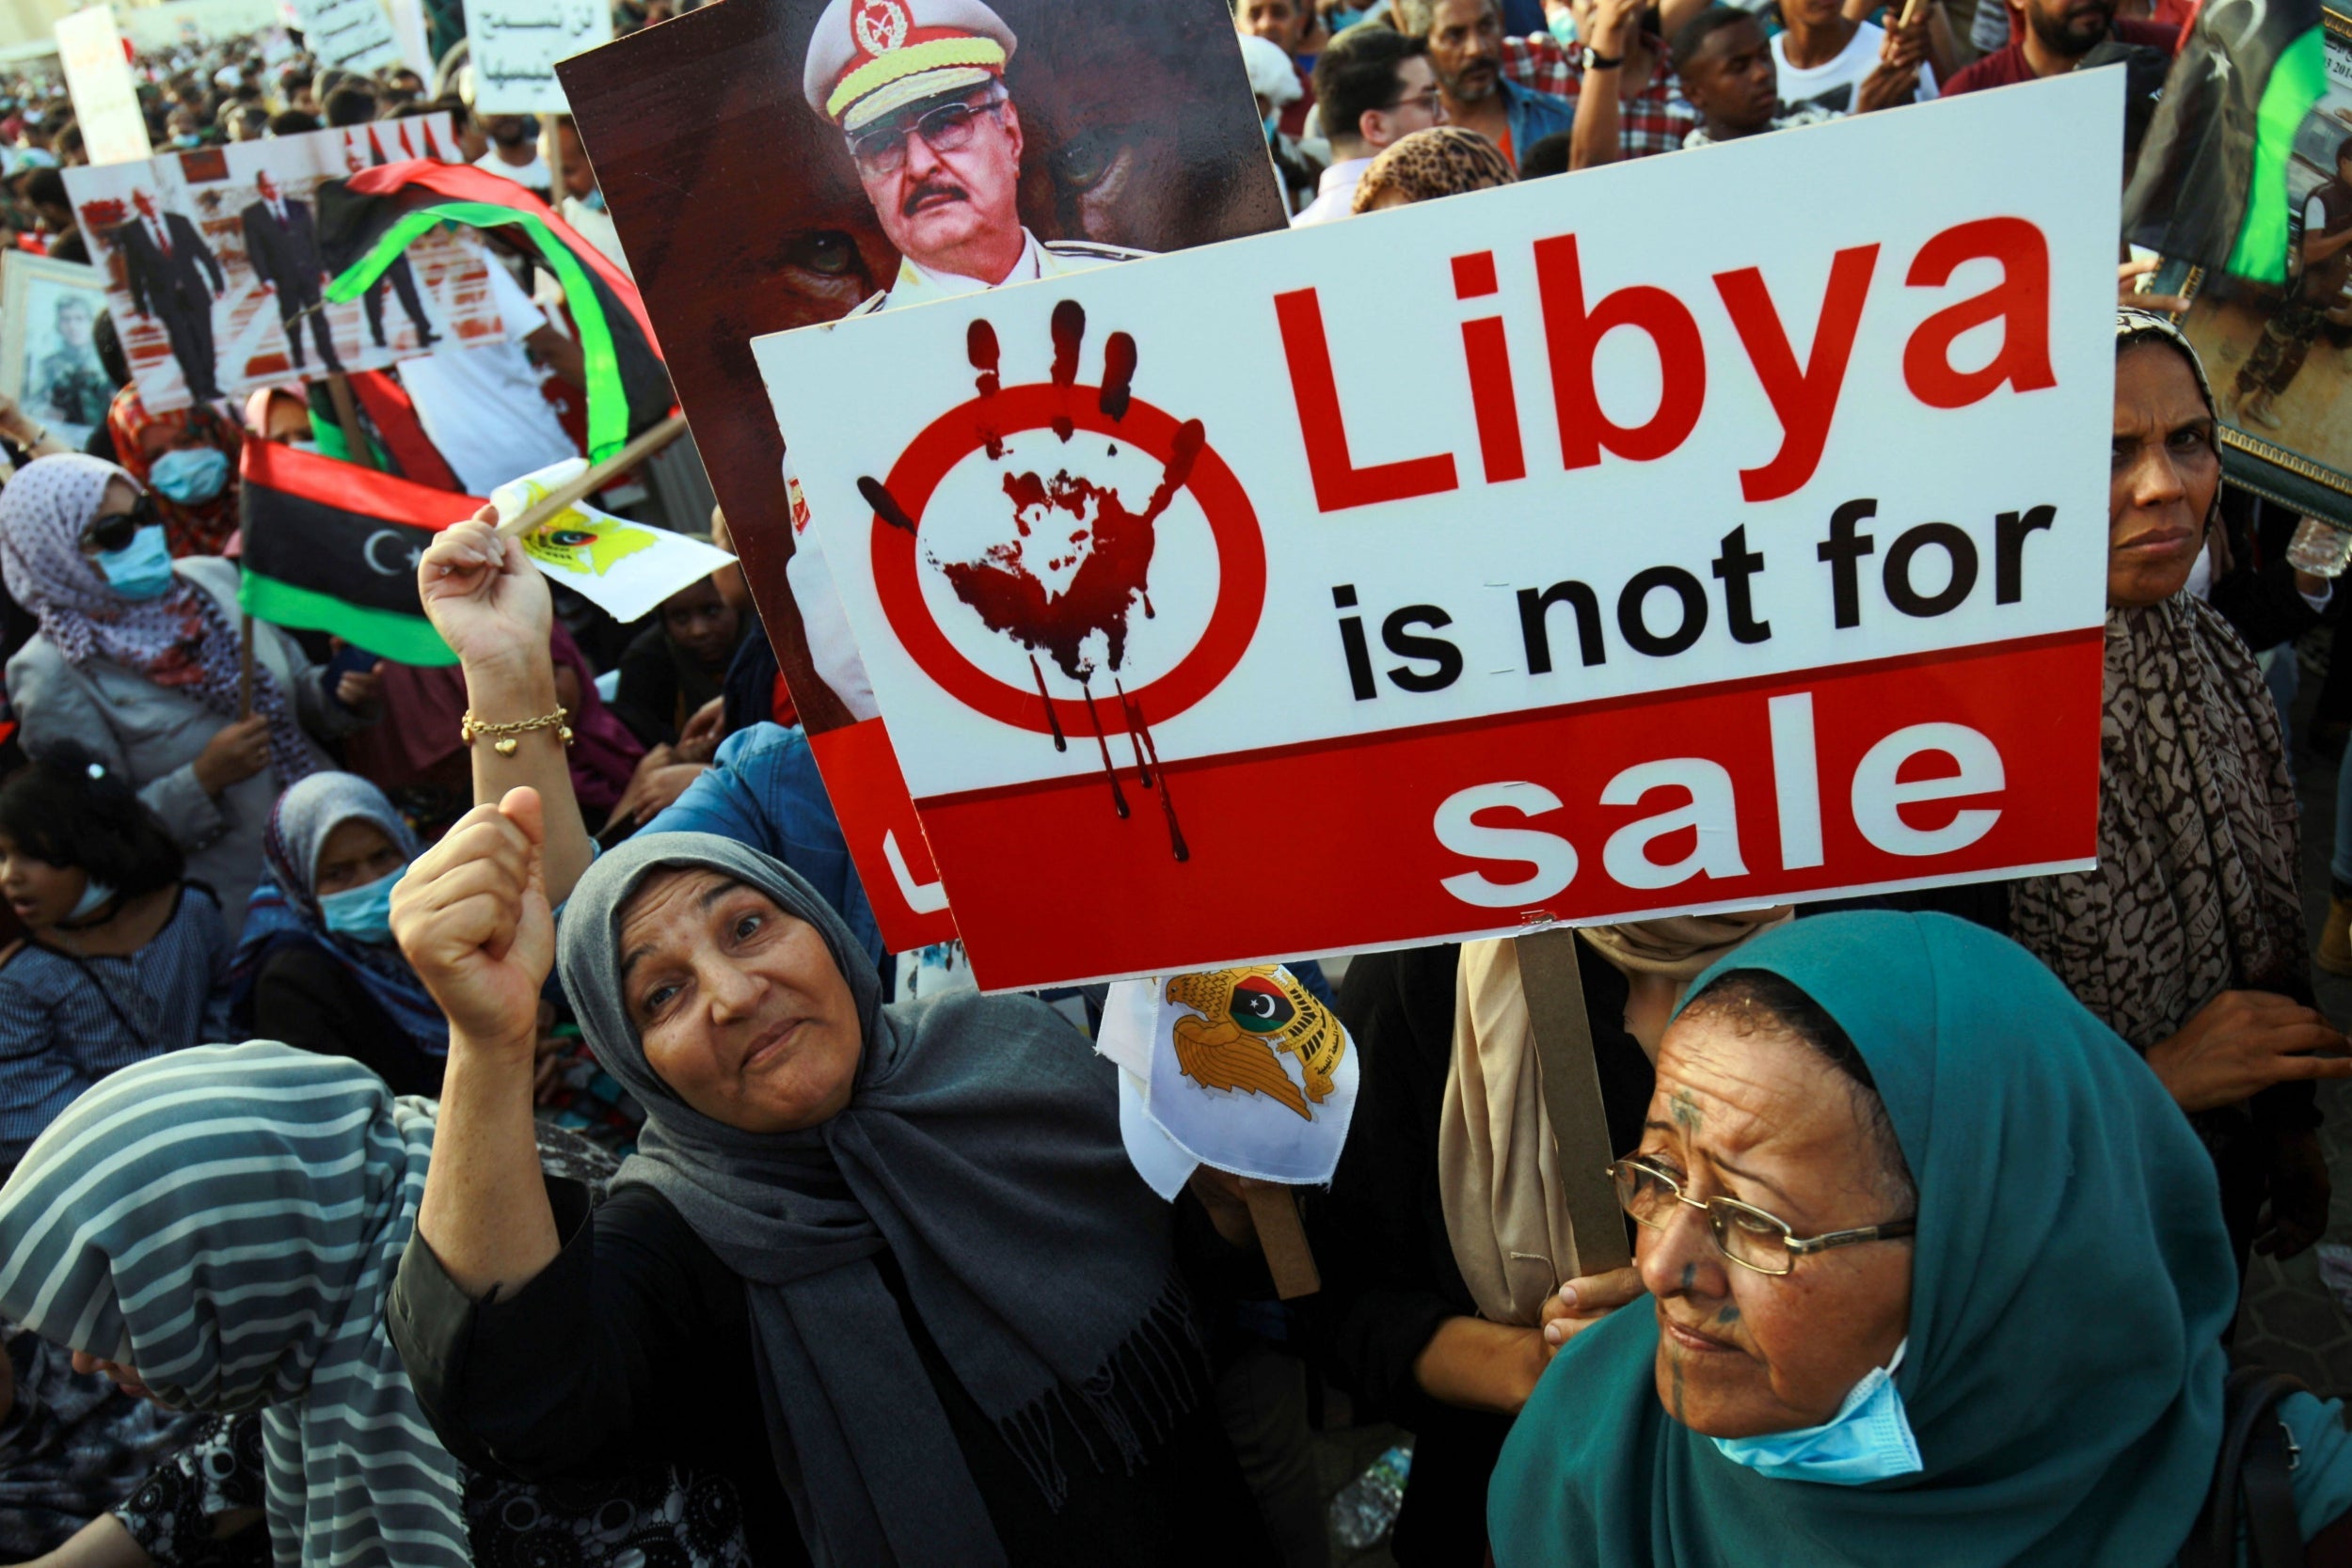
2124, 0, 2330, 284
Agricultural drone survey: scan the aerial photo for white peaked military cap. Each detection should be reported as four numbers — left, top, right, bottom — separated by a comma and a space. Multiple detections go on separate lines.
801, 0, 1020, 134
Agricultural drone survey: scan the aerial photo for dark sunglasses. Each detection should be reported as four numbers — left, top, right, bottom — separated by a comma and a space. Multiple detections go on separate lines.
81, 493, 159, 555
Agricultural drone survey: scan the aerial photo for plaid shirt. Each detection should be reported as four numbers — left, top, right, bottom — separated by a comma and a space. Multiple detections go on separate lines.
1498, 31, 1699, 161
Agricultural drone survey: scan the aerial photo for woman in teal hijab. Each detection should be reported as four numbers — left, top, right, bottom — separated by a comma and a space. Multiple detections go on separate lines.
1488, 911, 2352, 1565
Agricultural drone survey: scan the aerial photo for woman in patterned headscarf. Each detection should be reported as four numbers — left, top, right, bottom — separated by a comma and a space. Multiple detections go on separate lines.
105, 385, 245, 559
0, 454, 372, 935
1352, 125, 1518, 214
2006, 308, 2352, 1270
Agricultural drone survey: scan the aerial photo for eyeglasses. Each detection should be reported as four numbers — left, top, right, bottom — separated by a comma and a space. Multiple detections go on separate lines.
1384, 87, 1444, 114
847, 94, 1007, 177
80, 493, 157, 556
1607, 1155, 1915, 1277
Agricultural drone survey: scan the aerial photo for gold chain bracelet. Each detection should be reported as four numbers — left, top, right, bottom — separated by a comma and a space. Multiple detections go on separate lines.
460, 705, 573, 756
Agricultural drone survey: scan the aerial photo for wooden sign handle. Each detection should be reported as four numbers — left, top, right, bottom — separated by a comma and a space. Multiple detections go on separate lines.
1513, 927, 1634, 1275
1239, 1179, 1321, 1300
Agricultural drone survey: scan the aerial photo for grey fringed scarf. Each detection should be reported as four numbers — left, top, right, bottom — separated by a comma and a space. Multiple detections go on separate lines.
559, 832, 1203, 1568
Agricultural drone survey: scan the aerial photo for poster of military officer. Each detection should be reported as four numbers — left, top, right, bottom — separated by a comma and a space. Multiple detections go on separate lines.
0, 251, 113, 451
2169, 14, 2352, 524
560, 0, 1284, 732
63, 116, 498, 415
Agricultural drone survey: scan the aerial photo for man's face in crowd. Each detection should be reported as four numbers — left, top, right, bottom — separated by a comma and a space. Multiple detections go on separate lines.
851, 86, 1024, 274
1782, 0, 1843, 29
1237, 0, 1307, 49
2022, 0, 2115, 55
1425, 0, 1504, 104
1680, 18, 1779, 135
487, 115, 535, 149
557, 121, 596, 200
1367, 55, 1446, 149
2336, 149, 2352, 189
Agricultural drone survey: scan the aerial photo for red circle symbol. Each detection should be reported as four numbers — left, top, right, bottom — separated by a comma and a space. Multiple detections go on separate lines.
867, 382, 1265, 736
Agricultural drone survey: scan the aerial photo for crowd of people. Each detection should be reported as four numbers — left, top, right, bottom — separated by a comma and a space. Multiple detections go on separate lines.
0, 0, 2345, 1564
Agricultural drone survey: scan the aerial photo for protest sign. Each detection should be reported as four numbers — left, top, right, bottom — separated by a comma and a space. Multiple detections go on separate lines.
492, 457, 739, 625
55, 8, 151, 168
65, 117, 496, 415
2148, 8, 2352, 526
755, 72, 2123, 991
0, 253, 111, 451
473, 0, 612, 115
290, 0, 405, 72
558, 0, 1287, 952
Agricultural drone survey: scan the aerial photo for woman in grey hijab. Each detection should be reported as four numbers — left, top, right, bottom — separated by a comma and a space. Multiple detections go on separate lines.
388, 788, 1274, 1568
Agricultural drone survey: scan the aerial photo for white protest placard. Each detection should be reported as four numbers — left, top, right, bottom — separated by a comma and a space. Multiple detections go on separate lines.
290, 0, 403, 72
55, 8, 151, 168
754, 72, 2123, 992
492, 459, 739, 625
470, 0, 612, 114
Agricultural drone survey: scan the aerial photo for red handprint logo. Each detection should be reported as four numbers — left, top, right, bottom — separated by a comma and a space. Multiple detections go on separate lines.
855, 299, 1265, 862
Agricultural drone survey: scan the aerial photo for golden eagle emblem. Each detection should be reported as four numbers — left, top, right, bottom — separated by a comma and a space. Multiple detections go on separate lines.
1165, 966, 1344, 1121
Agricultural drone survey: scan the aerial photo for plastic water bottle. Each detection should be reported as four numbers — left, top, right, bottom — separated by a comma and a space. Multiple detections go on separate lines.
1327, 1442, 1413, 1551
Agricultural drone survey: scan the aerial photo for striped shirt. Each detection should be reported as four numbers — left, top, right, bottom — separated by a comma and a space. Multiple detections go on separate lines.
0, 885, 232, 1167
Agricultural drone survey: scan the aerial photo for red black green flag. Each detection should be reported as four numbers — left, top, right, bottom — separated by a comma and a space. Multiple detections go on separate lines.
2123, 0, 2330, 284
314, 162, 673, 459
236, 439, 485, 667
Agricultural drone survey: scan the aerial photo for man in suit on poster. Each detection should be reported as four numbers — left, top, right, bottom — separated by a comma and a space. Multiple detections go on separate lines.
112, 188, 225, 400
241, 169, 344, 374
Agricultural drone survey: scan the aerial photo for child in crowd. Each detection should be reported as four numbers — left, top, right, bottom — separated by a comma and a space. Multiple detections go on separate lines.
0, 745, 230, 1184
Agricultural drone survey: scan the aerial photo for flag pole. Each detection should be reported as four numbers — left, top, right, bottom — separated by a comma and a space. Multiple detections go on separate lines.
495, 412, 691, 539
324, 372, 369, 463
236, 612, 255, 720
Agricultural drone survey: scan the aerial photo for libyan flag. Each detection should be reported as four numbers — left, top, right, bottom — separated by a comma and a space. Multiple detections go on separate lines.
315, 162, 673, 460
2123, 0, 2331, 285
237, 439, 485, 667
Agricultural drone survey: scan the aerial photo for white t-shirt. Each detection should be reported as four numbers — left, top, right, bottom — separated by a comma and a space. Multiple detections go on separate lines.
1772, 24, 1938, 115
398, 261, 580, 497
1292, 157, 1375, 227
473, 149, 551, 195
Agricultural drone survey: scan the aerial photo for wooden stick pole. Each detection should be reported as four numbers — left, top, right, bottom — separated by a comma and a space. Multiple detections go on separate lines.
494, 413, 691, 538
324, 372, 367, 463
1239, 1179, 1322, 1300
1514, 927, 1635, 1276
236, 612, 255, 720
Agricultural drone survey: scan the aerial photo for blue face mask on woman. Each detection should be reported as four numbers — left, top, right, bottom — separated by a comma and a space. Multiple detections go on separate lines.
1711, 1339, 1923, 1485
94, 524, 176, 599
148, 446, 230, 505
319, 867, 404, 945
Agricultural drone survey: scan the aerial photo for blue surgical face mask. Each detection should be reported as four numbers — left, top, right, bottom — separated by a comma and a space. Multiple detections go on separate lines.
66, 876, 118, 923
95, 524, 176, 599
1327, 4, 1374, 27
1549, 8, 1579, 41
319, 867, 403, 944
581, 188, 607, 213
171, 134, 200, 149
1711, 1339, 1923, 1486
148, 445, 230, 505
1263, 109, 1282, 139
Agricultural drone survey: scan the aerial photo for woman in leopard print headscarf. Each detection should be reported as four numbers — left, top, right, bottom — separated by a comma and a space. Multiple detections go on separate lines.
2008, 308, 2343, 1270
1352, 126, 1518, 214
